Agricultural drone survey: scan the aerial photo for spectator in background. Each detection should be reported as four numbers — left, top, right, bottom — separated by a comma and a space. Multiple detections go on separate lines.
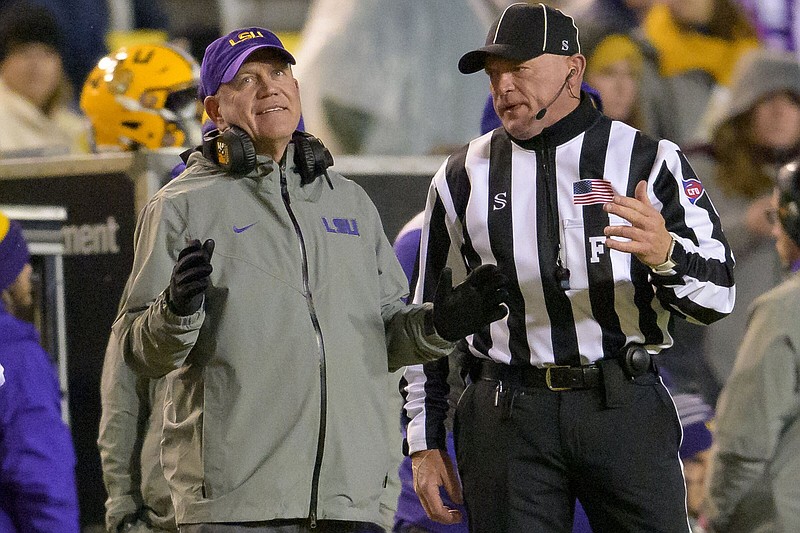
703, 159, 800, 533
643, 0, 760, 87
566, 0, 678, 140
641, 0, 760, 144
294, 0, 489, 155
683, 48, 800, 392
0, 0, 171, 101
0, 210, 80, 533
0, 1, 88, 157
81, 42, 203, 533
583, 34, 645, 129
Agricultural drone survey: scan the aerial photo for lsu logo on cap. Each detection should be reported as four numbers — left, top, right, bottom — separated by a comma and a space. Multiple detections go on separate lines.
682, 178, 704, 204
229, 30, 264, 46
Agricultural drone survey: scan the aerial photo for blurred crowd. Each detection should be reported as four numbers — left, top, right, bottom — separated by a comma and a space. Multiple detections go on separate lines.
2, 0, 800, 532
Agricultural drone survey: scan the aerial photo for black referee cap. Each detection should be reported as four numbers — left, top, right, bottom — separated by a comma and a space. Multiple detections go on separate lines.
459, 2, 580, 74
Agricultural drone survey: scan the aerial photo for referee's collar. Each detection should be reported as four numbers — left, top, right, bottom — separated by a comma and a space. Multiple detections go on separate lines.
509, 92, 602, 150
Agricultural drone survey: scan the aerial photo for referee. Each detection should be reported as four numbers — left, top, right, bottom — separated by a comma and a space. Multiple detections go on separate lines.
402, 4, 735, 533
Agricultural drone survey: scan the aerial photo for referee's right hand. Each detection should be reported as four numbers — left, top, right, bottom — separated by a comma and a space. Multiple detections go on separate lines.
411, 449, 464, 524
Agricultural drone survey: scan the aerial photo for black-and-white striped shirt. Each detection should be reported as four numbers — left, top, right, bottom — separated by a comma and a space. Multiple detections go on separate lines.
403, 96, 735, 453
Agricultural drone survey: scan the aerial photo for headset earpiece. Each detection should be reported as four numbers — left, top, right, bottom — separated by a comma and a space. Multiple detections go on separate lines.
201, 127, 333, 184
201, 126, 257, 174
292, 130, 334, 186
567, 68, 576, 80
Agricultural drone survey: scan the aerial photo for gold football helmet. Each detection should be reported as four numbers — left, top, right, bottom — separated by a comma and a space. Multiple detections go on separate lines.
80, 43, 201, 150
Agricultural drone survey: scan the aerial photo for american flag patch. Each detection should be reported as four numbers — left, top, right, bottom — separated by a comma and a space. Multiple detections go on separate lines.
573, 179, 615, 205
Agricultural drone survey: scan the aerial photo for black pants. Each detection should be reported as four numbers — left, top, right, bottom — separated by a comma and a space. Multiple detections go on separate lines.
453, 373, 689, 533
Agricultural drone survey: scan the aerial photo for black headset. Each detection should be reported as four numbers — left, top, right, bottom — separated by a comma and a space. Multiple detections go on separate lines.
201, 126, 334, 186
776, 159, 800, 245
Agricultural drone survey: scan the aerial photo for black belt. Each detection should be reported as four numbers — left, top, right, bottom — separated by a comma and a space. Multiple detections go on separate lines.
473, 359, 603, 391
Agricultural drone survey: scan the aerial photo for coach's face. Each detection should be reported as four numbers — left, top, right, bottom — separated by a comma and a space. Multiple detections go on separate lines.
486, 53, 578, 140
205, 49, 301, 161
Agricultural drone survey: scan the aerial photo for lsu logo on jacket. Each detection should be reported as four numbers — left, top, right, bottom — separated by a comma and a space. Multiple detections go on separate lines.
322, 217, 360, 236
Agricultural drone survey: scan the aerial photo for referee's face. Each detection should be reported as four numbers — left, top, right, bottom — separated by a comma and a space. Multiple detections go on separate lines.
486, 53, 574, 139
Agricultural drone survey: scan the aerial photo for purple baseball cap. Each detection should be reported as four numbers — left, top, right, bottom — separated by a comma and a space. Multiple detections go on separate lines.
199, 27, 296, 100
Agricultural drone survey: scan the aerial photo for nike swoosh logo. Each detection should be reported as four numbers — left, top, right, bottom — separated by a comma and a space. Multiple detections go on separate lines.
233, 222, 257, 233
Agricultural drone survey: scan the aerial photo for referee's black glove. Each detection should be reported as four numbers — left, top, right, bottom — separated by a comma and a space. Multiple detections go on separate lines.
432, 264, 510, 342
167, 239, 214, 316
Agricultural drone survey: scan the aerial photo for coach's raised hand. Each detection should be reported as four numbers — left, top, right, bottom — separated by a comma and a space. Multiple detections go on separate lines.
167, 239, 215, 316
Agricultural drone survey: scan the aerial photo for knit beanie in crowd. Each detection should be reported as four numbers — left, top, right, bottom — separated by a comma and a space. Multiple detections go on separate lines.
585, 34, 644, 78
0, 210, 30, 292
723, 48, 800, 123
0, 1, 63, 64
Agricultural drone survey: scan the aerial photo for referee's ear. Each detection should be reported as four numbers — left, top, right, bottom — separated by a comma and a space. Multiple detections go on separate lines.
566, 54, 586, 83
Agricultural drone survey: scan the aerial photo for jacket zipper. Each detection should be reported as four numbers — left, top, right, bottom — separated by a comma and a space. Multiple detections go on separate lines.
280, 165, 327, 529
541, 144, 566, 279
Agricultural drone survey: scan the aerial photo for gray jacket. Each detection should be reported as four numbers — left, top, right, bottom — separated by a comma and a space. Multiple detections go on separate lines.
705, 271, 800, 532
115, 145, 451, 525
98, 323, 175, 532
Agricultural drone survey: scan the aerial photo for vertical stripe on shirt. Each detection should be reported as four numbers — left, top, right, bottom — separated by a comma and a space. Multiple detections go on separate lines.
537, 144, 580, 365
418, 195, 452, 304
488, 131, 531, 365
627, 132, 664, 346
446, 150, 483, 273
579, 117, 626, 358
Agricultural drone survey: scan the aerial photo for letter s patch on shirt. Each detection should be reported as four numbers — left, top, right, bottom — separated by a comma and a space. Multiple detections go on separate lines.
493, 192, 508, 211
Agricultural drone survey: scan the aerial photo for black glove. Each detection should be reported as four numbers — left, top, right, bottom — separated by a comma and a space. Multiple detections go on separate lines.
432, 264, 510, 342
116, 513, 138, 532
166, 239, 214, 316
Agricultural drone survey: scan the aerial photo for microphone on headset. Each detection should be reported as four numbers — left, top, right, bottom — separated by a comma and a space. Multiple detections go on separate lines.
535, 69, 576, 121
